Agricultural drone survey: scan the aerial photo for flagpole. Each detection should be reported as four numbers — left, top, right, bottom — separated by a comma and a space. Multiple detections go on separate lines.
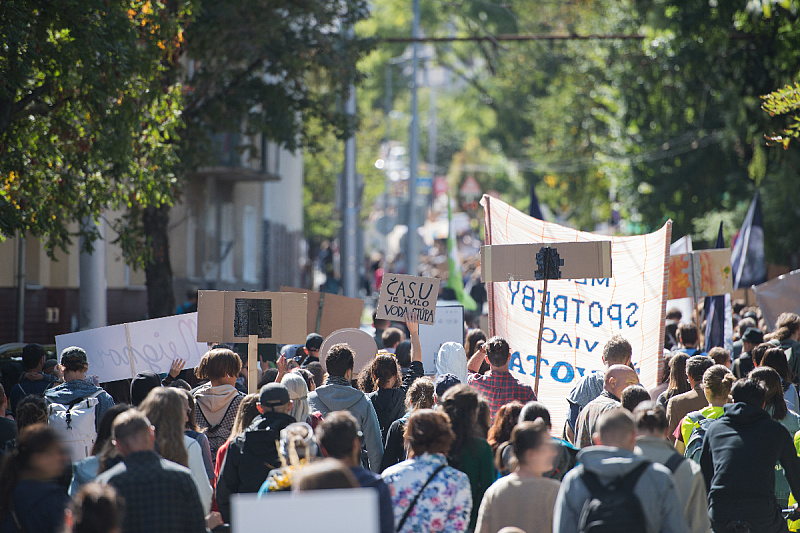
534, 277, 548, 397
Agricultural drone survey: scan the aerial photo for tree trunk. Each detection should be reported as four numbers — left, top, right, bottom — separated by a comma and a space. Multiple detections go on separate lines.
142, 205, 176, 318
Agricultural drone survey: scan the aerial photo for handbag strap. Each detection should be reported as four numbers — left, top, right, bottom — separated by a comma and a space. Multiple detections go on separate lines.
10, 504, 27, 533
396, 464, 446, 532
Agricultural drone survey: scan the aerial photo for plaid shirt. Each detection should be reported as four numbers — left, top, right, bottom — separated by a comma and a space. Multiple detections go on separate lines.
96, 451, 206, 533
467, 370, 536, 420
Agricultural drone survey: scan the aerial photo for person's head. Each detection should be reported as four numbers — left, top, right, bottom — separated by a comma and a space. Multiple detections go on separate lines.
325, 343, 355, 379
129, 371, 162, 407
292, 368, 316, 392
465, 329, 487, 358
433, 373, 461, 401
518, 401, 552, 428
434, 343, 468, 383
394, 340, 412, 368
369, 354, 402, 391
731, 379, 767, 408
356, 364, 374, 393
65, 482, 124, 533
632, 401, 668, 439
686, 355, 714, 386
667, 352, 690, 395
293, 458, 359, 491
604, 365, 639, 398
305, 333, 324, 361
372, 310, 389, 331
60, 346, 89, 377
742, 328, 765, 353
658, 352, 674, 385
225, 394, 260, 441
138, 387, 189, 467
42, 358, 60, 378
195, 348, 241, 385
15, 394, 48, 430
281, 372, 310, 423
708, 347, 731, 369
751, 342, 772, 367
258, 368, 280, 388
258, 382, 293, 415
593, 408, 637, 450
602, 335, 633, 366
761, 347, 791, 381
279, 422, 317, 467
316, 411, 361, 466
111, 410, 156, 456
92, 404, 133, 456
748, 367, 787, 420
21, 343, 46, 371
404, 409, 455, 457
477, 397, 491, 438
666, 308, 682, 322
487, 402, 524, 452
774, 312, 800, 342
509, 419, 557, 476
381, 328, 404, 350
406, 377, 435, 411
738, 317, 757, 338
620, 385, 651, 412
677, 323, 699, 348
306, 362, 325, 388
439, 384, 479, 462
484, 336, 511, 368
702, 364, 735, 403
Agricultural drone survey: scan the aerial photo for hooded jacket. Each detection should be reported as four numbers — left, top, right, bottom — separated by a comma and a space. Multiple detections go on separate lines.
308, 380, 383, 472
367, 388, 406, 441
700, 402, 800, 531
553, 446, 688, 533
192, 383, 243, 462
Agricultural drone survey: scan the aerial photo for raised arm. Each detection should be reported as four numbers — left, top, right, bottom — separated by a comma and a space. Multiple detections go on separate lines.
406, 313, 422, 363
467, 342, 486, 374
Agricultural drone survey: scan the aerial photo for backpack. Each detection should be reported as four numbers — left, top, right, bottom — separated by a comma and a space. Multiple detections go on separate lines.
577, 462, 650, 533
47, 390, 103, 461
684, 412, 714, 463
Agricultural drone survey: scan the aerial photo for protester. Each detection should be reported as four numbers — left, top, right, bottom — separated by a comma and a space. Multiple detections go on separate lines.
761, 346, 800, 413
768, 312, 800, 385
506, 402, 579, 481
64, 482, 124, 533
192, 348, 245, 466
9, 343, 59, 414
258, 422, 318, 493
5, 395, 48, 454
732, 316, 757, 359
397, 316, 424, 392
487, 401, 523, 455
366, 354, 406, 441
700, 379, 800, 532
633, 402, 710, 533
176, 388, 214, 480
664, 308, 682, 350
466, 336, 536, 421
306, 361, 325, 389
281, 372, 312, 425
308, 343, 383, 471
648, 351, 674, 401
381, 377, 435, 472
620, 384, 651, 412
465, 328, 489, 374
212, 393, 259, 492
216, 383, 296, 522
566, 335, 632, 441
554, 408, 688, 533
676, 364, 735, 457
96, 410, 209, 533
439, 384, 495, 530
315, 412, 394, 533
575, 364, 639, 448
708, 346, 732, 369
381, 328, 405, 353
476, 419, 560, 533
436, 342, 468, 384
70, 404, 132, 495
434, 373, 460, 401
381, 409, 472, 533
293, 459, 360, 490
0, 384, 16, 451
298, 333, 324, 366
666, 355, 714, 441
129, 360, 186, 406
677, 322, 703, 356
656, 352, 690, 409
373, 311, 389, 350
733, 327, 765, 378
0, 424, 70, 533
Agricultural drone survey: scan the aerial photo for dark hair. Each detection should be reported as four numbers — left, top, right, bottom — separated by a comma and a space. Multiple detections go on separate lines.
258, 368, 280, 388
439, 384, 479, 465
92, 404, 132, 456
752, 343, 773, 366
738, 317, 757, 336
686, 355, 714, 383
621, 385, 651, 412
15, 394, 48, 430
510, 419, 550, 465
731, 379, 767, 407
70, 482, 124, 533
0, 424, 61, 521
632, 401, 668, 434
658, 352, 674, 385
406, 377, 435, 411
773, 313, 800, 342
762, 348, 791, 381
168, 379, 192, 391
63, 357, 89, 373
476, 397, 491, 439
666, 308, 682, 321
487, 402, 523, 454
708, 347, 731, 367
404, 409, 455, 456
21, 343, 46, 370
356, 364, 374, 393
195, 348, 241, 381
294, 458, 359, 491
306, 362, 324, 388
369, 355, 402, 391
703, 365, 735, 400
395, 340, 412, 368
596, 408, 636, 444
666, 353, 690, 397
748, 367, 787, 420
316, 411, 359, 460
293, 368, 315, 391
381, 328, 404, 349
326, 344, 355, 377
678, 323, 699, 346
603, 335, 632, 365
485, 336, 511, 367
465, 329, 487, 360
518, 401, 552, 428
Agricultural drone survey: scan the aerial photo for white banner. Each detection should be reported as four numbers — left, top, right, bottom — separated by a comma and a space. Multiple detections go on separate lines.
754, 269, 800, 330
419, 305, 465, 374
55, 313, 208, 383
482, 196, 671, 432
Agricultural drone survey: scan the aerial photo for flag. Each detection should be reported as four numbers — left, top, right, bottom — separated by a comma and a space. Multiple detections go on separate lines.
447, 197, 477, 311
529, 183, 544, 220
704, 223, 732, 352
731, 192, 767, 290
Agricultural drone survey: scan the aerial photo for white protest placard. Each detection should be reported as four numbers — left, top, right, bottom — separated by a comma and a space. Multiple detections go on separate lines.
55, 313, 208, 383
482, 195, 670, 433
376, 273, 440, 325
754, 268, 800, 329
319, 328, 379, 374
232, 489, 379, 533
419, 305, 465, 374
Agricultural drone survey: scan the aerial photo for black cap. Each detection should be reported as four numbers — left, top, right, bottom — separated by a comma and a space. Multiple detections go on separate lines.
742, 327, 764, 345
306, 333, 324, 351
260, 383, 291, 407
434, 373, 461, 398
130, 371, 162, 406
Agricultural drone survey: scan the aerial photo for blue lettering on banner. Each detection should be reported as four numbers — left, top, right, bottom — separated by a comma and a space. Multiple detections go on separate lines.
552, 295, 568, 322
542, 328, 557, 343
522, 285, 536, 312
526, 355, 549, 378
572, 298, 584, 324
557, 333, 573, 348
551, 361, 575, 383
626, 302, 639, 327
589, 301, 603, 327
536, 290, 550, 316
509, 282, 521, 305
607, 304, 622, 330
509, 351, 524, 374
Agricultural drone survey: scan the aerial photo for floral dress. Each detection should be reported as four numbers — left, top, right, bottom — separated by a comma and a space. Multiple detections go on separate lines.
381, 452, 472, 533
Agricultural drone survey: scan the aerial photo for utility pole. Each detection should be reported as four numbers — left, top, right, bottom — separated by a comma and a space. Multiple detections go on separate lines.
406, 0, 420, 276
16, 234, 25, 342
341, 25, 359, 298
78, 218, 107, 330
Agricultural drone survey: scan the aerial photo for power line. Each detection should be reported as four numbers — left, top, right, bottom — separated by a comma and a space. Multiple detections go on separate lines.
379, 33, 645, 44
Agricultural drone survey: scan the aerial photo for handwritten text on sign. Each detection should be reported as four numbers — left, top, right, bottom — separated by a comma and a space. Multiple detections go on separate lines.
376, 274, 441, 325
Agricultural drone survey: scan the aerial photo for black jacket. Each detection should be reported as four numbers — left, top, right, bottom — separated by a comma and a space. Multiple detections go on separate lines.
700, 402, 800, 531
367, 388, 406, 442
216, 411, 296, 522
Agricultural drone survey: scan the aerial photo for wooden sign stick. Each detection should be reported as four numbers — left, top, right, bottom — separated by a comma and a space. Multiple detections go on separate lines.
533, 276, 548, 397
248, 309, 258, 394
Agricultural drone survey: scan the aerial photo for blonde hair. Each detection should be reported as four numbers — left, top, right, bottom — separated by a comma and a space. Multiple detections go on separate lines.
281, 372, 310, 423
703, 364, 735, 400
139, 388, 188, 467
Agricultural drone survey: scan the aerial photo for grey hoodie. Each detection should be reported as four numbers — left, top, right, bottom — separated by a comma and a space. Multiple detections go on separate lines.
554, 446, 688, 533
308, 382, 384, 472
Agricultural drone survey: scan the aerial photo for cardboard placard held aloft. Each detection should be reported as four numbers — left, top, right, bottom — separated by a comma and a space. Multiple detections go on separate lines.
481, 241, 612, 282
375, 274, 440, 325
667, 249, 732, 299
280, 286, 364, 338
318, 328, 378, 373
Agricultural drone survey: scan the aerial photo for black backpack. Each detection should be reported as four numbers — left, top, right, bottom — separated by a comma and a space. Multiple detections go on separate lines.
577, 462, 650, 533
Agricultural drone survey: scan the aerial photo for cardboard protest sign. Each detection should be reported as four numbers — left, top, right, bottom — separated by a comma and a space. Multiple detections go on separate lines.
196, 290, 307, 344
754, 268, 800, 329
280, 286, 364, 338
232, 489, 379, 533
667, 249, 732, 299
482, 195, 670, 434
55, 313, 208, 383
666, 235, 695, 324
375, 274, 440, 325
419, 305, 465, 374
318, 328, 378, 374
481, 241, 612, 282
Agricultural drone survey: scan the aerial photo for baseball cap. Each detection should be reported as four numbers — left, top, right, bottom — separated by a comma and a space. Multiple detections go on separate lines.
434, 373, 461, 398
742, 327, 764, 344
260, 382, 291, 407
306, 333, 324, 351
60, 346, 88, 365
42, 359, 58, 371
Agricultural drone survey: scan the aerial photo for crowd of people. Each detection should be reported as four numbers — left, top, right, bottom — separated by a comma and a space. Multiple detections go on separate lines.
1, 307, 800, 533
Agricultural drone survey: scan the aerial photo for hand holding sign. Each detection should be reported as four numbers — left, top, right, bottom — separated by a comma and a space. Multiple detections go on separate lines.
376, 274, 441, 325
